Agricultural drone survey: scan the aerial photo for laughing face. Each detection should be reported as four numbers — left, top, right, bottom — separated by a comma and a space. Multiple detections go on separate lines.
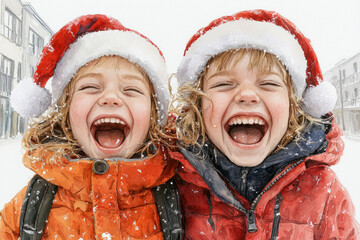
69, 56, 152, 159
201, 53, 290, 167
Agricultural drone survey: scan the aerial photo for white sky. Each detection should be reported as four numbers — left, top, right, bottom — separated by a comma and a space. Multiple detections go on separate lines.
24, 0, 360, 74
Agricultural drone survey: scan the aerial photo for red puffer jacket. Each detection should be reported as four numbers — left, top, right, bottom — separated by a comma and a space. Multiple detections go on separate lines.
0, 146, 177, 239
170, 121, 360, 239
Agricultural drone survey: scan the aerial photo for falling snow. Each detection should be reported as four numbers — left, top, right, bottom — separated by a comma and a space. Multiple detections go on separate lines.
0, 135, 359, 225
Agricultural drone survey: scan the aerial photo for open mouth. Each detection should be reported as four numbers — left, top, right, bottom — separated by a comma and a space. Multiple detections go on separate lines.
225, 116, 267, 145
91, 117, 128, 149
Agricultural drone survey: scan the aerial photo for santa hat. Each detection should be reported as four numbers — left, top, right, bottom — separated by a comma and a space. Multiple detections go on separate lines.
177, 9, 336, 118
10, 14, 169, 125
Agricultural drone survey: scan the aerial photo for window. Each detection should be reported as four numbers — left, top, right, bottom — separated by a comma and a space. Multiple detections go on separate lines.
342, 69, 346, 79
15, 19, 21, 44
0, 98, 11, 138
355, 88, 359, 98
4, 10, 13, 40
354, 62, 358, 73
4, 9, 22, 44
339, 69, 342, 80
28, 29, 44, 57
0, 55, 14, 97
17, 115, 27, 135
29, 65, 35, 77
17, 63, 21, 82
345, 91, 349, 101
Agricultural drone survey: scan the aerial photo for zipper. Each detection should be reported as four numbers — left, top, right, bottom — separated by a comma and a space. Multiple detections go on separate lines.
270, 193, 283, 239
245, 158, 304, 233
246, 209, 257, 233
241, 168, 249, 197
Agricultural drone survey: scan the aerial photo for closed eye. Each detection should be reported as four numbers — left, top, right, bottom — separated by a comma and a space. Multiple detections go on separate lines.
261, 82, 281, 87
210, 82, 234, 89
78, 84, 100, 91
259, 80, 285, 88
124, 87, 144, 95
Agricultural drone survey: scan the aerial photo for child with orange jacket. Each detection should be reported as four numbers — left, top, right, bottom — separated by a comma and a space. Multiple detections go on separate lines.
0, 14, 178, 239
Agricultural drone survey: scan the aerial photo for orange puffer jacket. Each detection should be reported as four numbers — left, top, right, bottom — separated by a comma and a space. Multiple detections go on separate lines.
171, 120, 360, 239
0, 146, 177, 239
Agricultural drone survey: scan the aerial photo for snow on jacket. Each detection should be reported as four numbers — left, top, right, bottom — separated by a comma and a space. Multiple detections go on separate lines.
170, 120, 360, 239
0, 146, 177, 240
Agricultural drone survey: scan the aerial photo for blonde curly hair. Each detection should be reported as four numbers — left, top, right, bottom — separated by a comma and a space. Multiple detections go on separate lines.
171, 48, 318, 152
23, 56, 174, 163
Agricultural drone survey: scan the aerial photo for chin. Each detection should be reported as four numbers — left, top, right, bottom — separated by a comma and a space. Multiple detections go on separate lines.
227, 154, 266, 167
96, 147, 135, 159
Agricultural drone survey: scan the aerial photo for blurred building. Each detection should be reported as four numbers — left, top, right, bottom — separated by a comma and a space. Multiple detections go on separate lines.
324, 51, 360, 135
0, 0, 53, 138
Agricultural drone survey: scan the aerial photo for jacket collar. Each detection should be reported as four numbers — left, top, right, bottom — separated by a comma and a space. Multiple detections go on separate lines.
212, 122, 328, 201
23, 147, 176, 201
180, 144, 248, 213
179, 120, 343, 205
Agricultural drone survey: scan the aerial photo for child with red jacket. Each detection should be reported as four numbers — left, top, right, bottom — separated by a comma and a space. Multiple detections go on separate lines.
171, 9, 360, 239
0, 14, 178, 239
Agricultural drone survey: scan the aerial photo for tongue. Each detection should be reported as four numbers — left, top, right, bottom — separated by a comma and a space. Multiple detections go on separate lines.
95, 129, 124, 148
229, 125, 263, 144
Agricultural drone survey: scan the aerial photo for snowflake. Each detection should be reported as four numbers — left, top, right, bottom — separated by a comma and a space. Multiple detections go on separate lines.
101, 232, 112, 240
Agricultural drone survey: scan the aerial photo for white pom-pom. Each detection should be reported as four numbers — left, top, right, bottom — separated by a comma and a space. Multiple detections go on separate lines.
302, 81, 337, 118
10, 78, 51, 117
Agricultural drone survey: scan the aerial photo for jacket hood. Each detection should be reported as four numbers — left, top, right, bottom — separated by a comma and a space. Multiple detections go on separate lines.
308, 119, 344, 166
23, 147, 177, 202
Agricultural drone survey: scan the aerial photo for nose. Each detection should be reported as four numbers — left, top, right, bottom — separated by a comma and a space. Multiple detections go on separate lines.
98, 91, 123, 107
234, 86, 260, 104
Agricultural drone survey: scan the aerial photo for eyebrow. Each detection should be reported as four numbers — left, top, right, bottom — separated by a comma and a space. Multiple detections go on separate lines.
77, 72, 102, 81
207, 69, 283, 80
206, 70, 230, 81
261, 71, 283, 78
120, 74, 147, 83
77, 72, 148, 85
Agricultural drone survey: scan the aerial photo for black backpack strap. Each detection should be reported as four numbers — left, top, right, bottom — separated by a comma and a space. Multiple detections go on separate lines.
20, 175, 58, 240
153, 178, 182, 240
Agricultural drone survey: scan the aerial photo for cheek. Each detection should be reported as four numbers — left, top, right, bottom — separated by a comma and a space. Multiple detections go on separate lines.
269, 95, 290, 130
272, 102, 289, 117
201, 97, 212, 116
69, 101, 79, 127
131, 98, 151, 132
69, 104, 81, 125
69, 96, 90, 132
201, 93, 229, 122
201, 97, 214, 128
201, 94, 227, 136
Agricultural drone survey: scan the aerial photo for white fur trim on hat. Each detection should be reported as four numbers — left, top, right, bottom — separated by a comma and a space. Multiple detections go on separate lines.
10, 77, 51, 117
52, 30, 169, 126
302, 81, 337, 118
177, 19, 308, 97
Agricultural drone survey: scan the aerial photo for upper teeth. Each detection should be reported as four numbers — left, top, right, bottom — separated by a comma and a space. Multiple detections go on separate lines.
94, 118, 125, 126
228, 116, 265, 126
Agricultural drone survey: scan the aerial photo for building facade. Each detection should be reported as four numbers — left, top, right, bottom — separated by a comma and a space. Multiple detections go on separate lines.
0, 0, 53, 138
324, 52, 360, 135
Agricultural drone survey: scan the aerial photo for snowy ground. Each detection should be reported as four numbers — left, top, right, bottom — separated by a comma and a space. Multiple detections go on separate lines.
0, 136, 359, 223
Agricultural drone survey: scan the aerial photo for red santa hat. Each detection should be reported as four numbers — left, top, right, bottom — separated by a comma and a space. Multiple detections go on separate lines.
177, 9, 336, 118
10, 14, 169, 125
